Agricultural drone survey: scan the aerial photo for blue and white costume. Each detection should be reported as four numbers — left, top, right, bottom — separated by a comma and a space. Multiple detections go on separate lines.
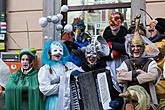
38, 41, 83, 110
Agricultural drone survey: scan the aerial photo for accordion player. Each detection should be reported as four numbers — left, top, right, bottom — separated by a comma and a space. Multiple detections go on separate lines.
70, 68, 123, 110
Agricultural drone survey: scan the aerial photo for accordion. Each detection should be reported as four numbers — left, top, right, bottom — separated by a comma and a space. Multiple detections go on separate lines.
70, 68, 113, 110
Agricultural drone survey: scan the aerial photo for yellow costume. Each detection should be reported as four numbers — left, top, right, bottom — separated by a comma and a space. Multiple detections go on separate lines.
154, 39, 165, 70
145, 39, 165, 100
147, 17, 165, 110
155, 39, 165, 110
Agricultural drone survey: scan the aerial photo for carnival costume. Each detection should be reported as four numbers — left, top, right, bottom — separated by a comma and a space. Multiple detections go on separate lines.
38, 41, 83, 110
5, 48, 44, 110
102, 12, 128, 93
62, 17, 91, 67
119, 85, 151, 110
147, 18, 165, 110
73, 35, 123, 110
148, 18, 165, 70
81, 35, 109, 71
117, 16, 161, 109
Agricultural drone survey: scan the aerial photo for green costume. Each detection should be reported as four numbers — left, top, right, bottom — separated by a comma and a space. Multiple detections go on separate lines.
5, 68, 44, 110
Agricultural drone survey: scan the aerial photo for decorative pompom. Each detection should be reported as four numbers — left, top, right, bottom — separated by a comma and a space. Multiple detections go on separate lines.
61, 5, 69, 13
51, 15, 60, 24
47, 16, 52, 22
44, 36, 52, 40
56, 24, 63, 31
44, 36, 48, 40
56, 13, 63, 21
64, 24, 73, 33
39, 17, 48, 27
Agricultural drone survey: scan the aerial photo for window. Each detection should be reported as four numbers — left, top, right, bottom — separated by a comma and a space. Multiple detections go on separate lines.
63, 0, 131, 35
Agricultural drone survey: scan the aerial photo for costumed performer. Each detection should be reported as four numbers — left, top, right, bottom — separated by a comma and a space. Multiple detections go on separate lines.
5, 48, 44, 110
38, 40, 83, 110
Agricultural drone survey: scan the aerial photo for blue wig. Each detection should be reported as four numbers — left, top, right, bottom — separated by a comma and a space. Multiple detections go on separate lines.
42, 40, 70, 66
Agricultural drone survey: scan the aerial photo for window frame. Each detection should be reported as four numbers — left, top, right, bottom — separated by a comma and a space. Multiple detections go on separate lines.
61, 0, 131, 25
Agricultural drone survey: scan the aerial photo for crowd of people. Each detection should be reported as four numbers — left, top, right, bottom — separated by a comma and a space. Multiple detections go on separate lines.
0, 11, 165, 110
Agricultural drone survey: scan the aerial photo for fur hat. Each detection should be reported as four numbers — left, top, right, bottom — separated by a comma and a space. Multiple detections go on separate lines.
155, 18, 165, 34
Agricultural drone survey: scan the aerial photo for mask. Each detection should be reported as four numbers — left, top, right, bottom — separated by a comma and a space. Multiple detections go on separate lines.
85, 44, 97, 58
50, 42, 63, 55
109, 13, 122, 31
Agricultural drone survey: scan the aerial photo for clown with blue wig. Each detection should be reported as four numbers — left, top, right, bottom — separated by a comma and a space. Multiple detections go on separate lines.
38, 40, 83, 110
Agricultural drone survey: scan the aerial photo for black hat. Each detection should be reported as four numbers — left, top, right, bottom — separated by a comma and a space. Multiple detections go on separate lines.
155, 18, 165, 34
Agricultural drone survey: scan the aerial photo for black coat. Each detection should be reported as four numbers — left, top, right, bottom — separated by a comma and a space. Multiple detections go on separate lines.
80, 58, 123, 110
103, 26, 128, 53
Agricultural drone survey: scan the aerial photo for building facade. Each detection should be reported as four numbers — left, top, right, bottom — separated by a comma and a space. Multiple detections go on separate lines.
3, 0, 165, 67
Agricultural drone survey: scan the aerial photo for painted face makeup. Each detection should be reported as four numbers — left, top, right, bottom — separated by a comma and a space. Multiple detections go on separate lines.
131, 44, 144, 58
87, 56, 97, 65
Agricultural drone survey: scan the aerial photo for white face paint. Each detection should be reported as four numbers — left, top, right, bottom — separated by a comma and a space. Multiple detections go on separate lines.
50, 42, 63, 56
131, 44, 144, 58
